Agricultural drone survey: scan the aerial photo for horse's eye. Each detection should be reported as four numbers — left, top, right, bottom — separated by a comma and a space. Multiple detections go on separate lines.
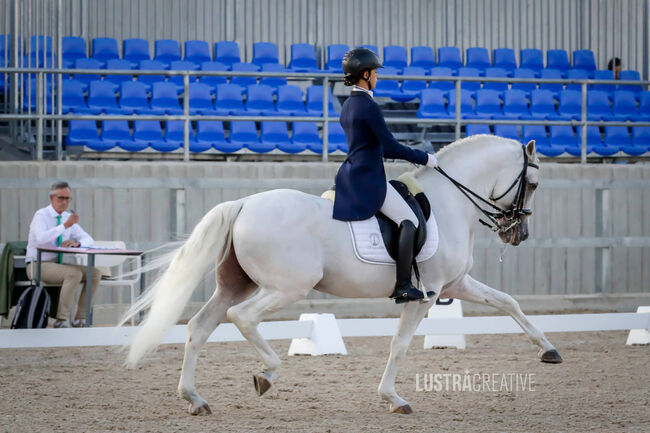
529, 183, 538, 190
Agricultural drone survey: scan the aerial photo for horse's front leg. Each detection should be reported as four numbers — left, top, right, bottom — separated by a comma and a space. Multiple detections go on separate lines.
444, 274, 562, 363
378, 296, 435, 414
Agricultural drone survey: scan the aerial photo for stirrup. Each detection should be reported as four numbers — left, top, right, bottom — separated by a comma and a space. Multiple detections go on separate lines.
390, 286, 432, 304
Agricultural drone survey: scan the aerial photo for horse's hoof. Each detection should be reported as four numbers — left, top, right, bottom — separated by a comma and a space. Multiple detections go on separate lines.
541, 349, 563, 364
189, 402, 212, 416
253, 374, 272, 396
391, 404, 413, 414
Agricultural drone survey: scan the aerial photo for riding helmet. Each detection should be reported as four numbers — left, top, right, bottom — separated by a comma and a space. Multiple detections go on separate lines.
342, 47, 383, 82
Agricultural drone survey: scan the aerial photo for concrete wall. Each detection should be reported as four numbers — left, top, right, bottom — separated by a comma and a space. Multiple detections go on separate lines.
1, 161, 649, 308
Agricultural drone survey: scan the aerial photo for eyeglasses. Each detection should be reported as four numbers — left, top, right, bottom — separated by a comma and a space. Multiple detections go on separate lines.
55, 196, 72, 201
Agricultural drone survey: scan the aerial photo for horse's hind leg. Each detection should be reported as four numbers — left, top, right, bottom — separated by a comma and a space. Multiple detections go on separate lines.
444, 274, 562, 363
226, 286, 312, 396
179, 250, 257, 415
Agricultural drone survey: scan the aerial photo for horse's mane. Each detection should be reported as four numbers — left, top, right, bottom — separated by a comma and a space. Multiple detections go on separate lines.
410, 134, 522, 178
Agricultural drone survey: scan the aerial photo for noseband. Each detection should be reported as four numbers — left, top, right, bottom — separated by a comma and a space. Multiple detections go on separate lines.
435, 145, 539, 234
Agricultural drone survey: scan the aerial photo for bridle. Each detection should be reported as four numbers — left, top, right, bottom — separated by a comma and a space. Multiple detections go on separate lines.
434, 145, 539, 234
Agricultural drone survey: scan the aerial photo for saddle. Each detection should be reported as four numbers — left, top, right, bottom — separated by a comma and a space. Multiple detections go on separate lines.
323, 174, 431, 261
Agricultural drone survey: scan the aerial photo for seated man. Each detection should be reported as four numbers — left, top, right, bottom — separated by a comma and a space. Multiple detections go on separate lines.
25, 181, 102, 328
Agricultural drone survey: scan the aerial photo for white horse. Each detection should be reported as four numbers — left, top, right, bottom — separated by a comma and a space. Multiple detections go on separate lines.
124, 135, 562, 415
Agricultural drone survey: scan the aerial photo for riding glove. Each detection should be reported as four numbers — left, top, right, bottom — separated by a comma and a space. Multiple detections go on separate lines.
426, 153, 439, 168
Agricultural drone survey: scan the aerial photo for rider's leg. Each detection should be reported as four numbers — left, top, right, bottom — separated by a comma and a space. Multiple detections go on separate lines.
379, 182, 424, 303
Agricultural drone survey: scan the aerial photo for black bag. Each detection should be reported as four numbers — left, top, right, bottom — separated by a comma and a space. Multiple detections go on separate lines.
10, 285, 51, 329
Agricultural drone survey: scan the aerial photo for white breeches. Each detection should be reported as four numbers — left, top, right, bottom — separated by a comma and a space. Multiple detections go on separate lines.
379, 182, 419, 228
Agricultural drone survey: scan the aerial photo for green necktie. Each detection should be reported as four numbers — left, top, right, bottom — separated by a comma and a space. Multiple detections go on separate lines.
56, 215, 63, 264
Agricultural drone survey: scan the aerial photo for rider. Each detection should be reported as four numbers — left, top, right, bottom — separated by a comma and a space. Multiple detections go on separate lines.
333, 47, 439, 303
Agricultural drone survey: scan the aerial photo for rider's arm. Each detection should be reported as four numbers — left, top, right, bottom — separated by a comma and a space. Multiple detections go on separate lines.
367, 102, 429, 165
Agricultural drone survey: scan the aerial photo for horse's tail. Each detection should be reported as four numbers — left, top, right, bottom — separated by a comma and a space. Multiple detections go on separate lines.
124, 199, 244, 368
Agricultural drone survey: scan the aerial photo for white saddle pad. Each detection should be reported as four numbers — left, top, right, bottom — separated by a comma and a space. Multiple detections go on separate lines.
347, 213, 439, 265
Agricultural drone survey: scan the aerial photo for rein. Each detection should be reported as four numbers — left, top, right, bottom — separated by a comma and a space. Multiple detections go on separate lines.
434, 145, 539, 234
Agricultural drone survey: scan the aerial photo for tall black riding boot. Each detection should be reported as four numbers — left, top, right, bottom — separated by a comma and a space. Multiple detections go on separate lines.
389, 220, 425, 304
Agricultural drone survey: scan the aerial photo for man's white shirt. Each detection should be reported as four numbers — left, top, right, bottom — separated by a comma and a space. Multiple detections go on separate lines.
26, 204, 94, 263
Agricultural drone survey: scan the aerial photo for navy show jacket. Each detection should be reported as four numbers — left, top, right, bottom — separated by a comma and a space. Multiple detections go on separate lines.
333, 91, 429, 221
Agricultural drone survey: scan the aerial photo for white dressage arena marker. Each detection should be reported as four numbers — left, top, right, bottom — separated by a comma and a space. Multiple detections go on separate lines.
626, 306, 650, 345
423, 299, 466, 350
288, 313, 347, 356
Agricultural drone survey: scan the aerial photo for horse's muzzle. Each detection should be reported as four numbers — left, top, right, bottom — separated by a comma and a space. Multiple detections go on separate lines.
498, 221, 528, 246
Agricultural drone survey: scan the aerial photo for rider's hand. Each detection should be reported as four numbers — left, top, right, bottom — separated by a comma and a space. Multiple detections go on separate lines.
426, 153, 438, 168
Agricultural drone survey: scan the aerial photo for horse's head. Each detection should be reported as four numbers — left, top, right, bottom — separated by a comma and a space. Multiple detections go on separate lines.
490, 140, 539, 246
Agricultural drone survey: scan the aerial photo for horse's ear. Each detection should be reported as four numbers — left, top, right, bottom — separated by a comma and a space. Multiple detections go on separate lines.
525, 140, 536, 158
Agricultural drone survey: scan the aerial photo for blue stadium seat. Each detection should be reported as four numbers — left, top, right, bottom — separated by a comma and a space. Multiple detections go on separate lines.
400, 66, 428, 100
638, 92, 650, 120
410, 46, 436, 72
168, 60, 200, 93
466, 47, 490, 71
417, 89, 450, 118
188, 82, 219, 115
119, 81, 156, 114
215, 83, 248, 115
73, 58, 103, 89
245, 84, 277, 115
618, 70, 642, 94
164, 120, 197, 151
482, 67, 509, 92
523, 125, 561, 156
520, 49, 543, 72
123, 38, 150, 65
546, 49, 570, 75
195, 120, 234, 152
66, 120, 99, 148
129, 120, 162, 151
185, 40, 211, 64
288, 43, 319, 72
86, 80, 125, 114
550, 126, 577, 150
631, 127, 650, 153
154, 39, 182, 66
493, 48, 517, 73
105, 59, 135, 87
556, 90, 582, 120
566, 69, 589, 92
383, 46, 408, 71
252, 42, 279, 67
151, 81, 183, 114
446, 89, 475, 117
457, 67, 481, 92
511, 68, 537, 94
587, 90, 612, 120
293, 122, 323, 153
428, 67, 454, 92
437, 47, 462, 70
572, 50, 596, 74
230, 62, 260, 89
62, 80, 90, 114
502, 89, 530, 119
359, 44, 378, 54
259, 63, 288, 91
465, 124, 491, 136
610, 91, 639, 121
199, 61, 229, 89
276, 85, 307, 116
566, 126, 600, 156
229, 121, 263, 152
539, 69, 563, 97
325, 44, 349, 72
214, 41, 241, 68
62, 36, 86, 68
306, 85, 338, 116
374, 67, 404, 100
137, 59, 168, 91
92, 37, 119, 66
493, 124, 520, 141
591, 70, 616, 94
99, 120, 131, 151
529, 89, 557, 120
328, 122, 347, 152
469, 89, 502, 119
25, 35, 55, 67
604, 127, 630, 155
262, 121, 299, 153
586, 127, 621, 156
